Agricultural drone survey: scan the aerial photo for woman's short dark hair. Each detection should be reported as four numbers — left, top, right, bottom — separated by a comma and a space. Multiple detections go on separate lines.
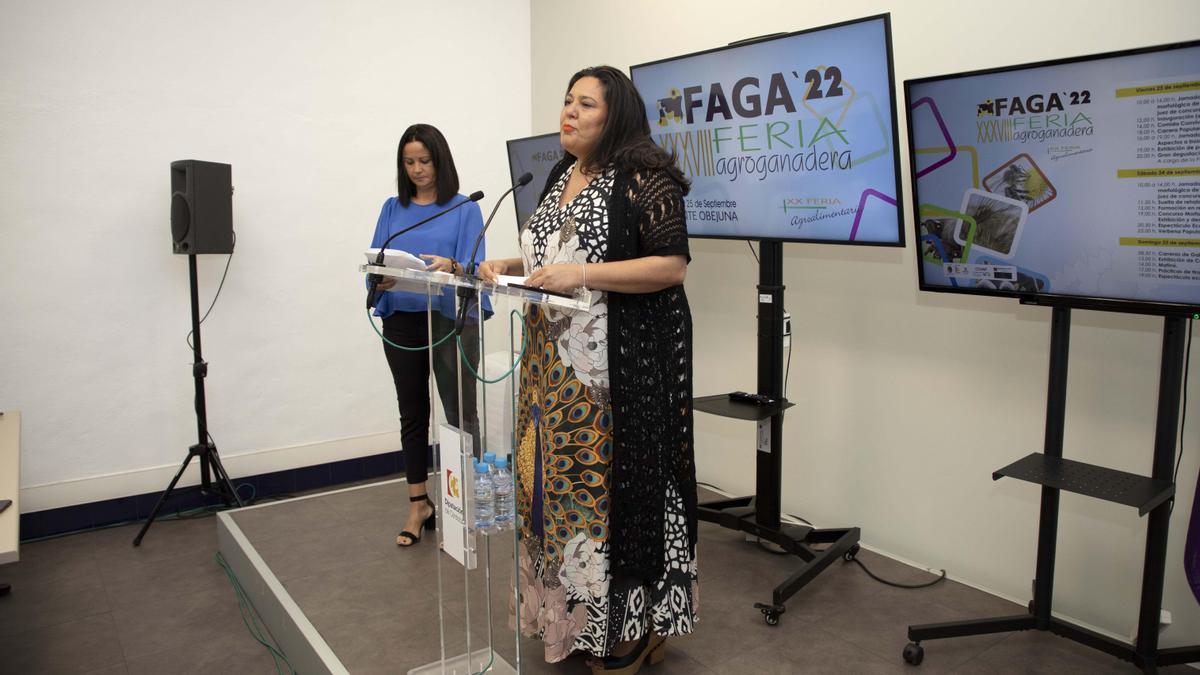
566, 66, 689, 193
396, 124, 460, 206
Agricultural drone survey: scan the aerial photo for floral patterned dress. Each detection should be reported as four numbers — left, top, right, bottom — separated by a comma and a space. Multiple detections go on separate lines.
513, 162, 698, 662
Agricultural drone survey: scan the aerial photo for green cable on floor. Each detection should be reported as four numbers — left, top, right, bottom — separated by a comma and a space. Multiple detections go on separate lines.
214, 551, 295, 675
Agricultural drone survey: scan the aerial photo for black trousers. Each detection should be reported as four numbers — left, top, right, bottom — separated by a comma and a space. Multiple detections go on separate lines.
382, 311, 480, 484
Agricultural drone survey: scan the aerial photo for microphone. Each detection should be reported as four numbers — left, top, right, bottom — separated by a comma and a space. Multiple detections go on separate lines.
455, 172, 534, 333
464, 172, 532, 276
366, 191, 485, 309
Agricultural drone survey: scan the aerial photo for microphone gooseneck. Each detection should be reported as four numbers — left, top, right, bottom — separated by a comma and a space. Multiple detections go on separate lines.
465, 173, 532, 276
455, 172, 534, 334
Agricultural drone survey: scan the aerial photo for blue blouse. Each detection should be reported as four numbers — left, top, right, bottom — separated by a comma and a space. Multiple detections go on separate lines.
369, 195, 488, 321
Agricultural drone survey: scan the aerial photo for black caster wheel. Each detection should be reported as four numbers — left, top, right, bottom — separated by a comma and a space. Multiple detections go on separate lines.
754, 602, 784, 627
843, 544, 861, 562
902, 642, 924, 666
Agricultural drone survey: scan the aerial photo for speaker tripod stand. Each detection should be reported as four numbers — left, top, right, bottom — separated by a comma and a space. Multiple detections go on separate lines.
133, 254, 242, 546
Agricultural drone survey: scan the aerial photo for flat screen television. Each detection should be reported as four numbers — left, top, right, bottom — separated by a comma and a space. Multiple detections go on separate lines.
630, 14, 903, 245
505, 132, 564, 229
906, 40, 1200, 316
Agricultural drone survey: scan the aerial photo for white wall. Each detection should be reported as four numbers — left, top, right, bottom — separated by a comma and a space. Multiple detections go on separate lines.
0, 0, 531, 507
531, 0, 1200, 650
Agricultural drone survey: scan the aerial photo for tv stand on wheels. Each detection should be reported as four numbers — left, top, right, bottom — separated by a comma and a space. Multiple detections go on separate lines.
695, 240, 860, 627
903, 306, 1199, 671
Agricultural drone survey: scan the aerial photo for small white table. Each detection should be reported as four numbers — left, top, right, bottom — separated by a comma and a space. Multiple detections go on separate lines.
0, 410, 20, 596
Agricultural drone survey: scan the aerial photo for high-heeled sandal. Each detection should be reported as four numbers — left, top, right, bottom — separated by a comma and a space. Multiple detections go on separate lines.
396, 494, 436, 547
590, 632, 666, 674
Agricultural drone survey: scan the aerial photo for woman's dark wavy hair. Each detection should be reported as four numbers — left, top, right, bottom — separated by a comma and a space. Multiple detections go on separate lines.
396, 123, 460, 206
567, 66, 690, 194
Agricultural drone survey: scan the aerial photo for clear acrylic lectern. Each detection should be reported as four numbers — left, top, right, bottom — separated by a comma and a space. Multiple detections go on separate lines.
363, 262, 590, 674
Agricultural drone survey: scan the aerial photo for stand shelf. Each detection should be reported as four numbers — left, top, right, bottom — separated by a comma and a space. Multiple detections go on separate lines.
693, 393, 794, 421
994, 452, 1176, 515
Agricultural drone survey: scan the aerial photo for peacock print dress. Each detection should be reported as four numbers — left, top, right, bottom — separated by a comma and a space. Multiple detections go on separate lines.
513, 161, 698, 663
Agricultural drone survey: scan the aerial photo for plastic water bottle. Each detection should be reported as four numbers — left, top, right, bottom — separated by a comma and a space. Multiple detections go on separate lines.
473, 461, 494, 532
483, 451, 497, 474
493, 457, 513, 530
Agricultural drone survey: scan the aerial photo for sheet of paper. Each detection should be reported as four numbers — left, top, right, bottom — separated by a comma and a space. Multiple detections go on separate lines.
495, 274, 528, 286
364, 247, 425, 270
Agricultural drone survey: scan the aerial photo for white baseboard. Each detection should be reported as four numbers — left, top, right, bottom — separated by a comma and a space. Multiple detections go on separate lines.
19, 430, 401, 513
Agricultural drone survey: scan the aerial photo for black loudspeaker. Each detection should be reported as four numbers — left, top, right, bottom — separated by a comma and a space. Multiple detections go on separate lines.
171, 160, 233, 254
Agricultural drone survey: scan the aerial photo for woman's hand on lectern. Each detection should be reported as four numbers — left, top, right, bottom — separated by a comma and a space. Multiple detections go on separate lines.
525, 263, 585, 294
420, 254, 458, 274
477, 259, 512, 284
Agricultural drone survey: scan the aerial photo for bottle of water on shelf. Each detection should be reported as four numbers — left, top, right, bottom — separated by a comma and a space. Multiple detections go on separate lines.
483, 451, 497, 475
493, 457, 513, 530
473, 461, 494, 533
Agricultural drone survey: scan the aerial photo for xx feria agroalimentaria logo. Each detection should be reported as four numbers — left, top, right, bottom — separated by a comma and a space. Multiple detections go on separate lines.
445, 468, 460, 499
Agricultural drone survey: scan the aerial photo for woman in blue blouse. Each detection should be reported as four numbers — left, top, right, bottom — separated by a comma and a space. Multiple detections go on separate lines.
370, 123, 485, 547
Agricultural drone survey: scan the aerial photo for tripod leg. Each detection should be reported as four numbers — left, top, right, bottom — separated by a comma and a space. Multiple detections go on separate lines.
199, 446, 214, 495
208, 446, 245, 508
133, 447, 198, 546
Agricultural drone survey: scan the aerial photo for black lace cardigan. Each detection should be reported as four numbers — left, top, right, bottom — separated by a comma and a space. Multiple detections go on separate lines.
536, 157, 697, 583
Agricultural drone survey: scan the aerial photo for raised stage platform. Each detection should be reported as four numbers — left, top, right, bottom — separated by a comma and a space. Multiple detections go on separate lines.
216, 479, 1181, 674
216, 478, 534, 674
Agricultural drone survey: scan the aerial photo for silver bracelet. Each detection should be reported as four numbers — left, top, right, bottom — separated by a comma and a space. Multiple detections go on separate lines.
581, 261, 587, 289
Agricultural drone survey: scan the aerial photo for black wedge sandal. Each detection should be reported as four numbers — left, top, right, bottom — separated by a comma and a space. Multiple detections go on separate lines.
590, 632, 666, 674
396, 494, 436, 547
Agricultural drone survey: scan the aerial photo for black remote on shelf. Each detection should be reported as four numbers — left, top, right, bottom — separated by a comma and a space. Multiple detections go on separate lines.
729, 391, 771, 405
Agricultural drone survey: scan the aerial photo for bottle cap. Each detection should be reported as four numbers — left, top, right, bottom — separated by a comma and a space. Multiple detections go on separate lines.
483, 451, 497, 464
475, 461, 488, 473
495, 457, 508, 469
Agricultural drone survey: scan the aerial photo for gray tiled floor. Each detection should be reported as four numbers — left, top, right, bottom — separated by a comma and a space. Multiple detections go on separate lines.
0, 510, 279, 674
2, 481, 1196, 674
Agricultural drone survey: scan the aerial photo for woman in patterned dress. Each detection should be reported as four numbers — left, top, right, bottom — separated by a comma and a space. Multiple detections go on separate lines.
478, 66, 697, 674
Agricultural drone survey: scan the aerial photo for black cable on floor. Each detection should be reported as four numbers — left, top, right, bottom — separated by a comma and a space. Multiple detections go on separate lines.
850, 556, 948, 589
785, 512, 812, 526
699, 481, 950, 588
697, 480, 949, 587
754, 537, 949, 588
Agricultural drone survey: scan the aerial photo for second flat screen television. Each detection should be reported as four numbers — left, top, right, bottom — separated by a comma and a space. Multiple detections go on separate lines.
506, 132, 564, 229
907, 40, 1200, 315
630, 14, 903, 245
